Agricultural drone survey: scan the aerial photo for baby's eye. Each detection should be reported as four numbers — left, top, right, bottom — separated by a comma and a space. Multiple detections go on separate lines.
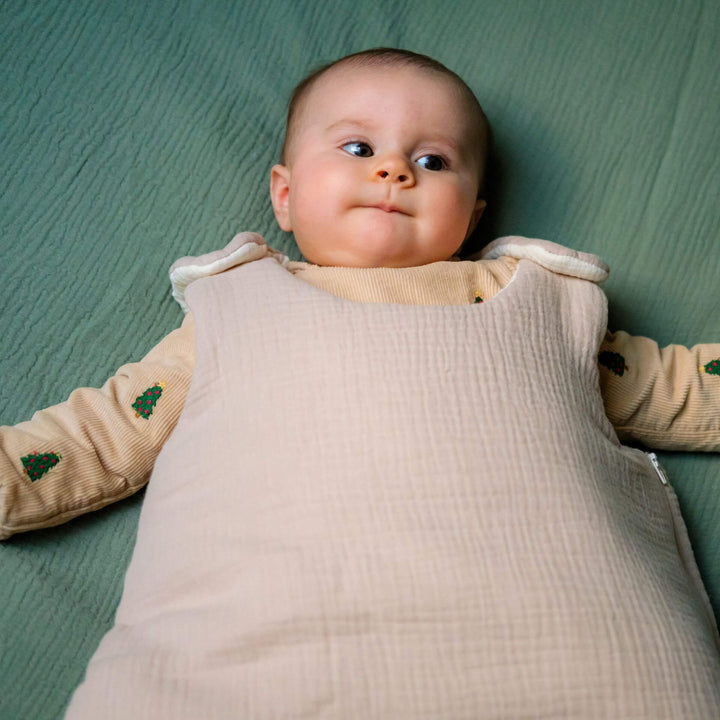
342, 141, 373, 158
416, 154, 447, 171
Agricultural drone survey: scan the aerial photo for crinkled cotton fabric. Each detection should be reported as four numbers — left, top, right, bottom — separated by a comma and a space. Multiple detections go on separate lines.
64, 236, 720, 719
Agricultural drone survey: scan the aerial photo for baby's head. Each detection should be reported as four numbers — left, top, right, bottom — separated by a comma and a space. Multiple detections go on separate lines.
270, 48, 489, 267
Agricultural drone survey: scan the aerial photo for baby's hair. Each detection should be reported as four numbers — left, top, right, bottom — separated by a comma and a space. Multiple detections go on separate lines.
279, 47, 489, 195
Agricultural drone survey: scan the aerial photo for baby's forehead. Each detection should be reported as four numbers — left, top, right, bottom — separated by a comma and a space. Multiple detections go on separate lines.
284, 60, 488, 178
295, 63, 475, 143
309, 62, 462, 107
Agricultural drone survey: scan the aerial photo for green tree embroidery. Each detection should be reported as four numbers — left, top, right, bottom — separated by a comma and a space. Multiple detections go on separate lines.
22, 452, 62, 482
598, 351, 628, 377
132, 382, 166, 419
701, 359, 720, 376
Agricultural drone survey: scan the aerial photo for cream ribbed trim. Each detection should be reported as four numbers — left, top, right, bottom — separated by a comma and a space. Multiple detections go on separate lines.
286, 257, 518, 305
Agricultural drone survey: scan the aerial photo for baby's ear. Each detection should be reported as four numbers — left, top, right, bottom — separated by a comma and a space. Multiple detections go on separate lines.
465, 197, 487, 239
270, 164, 293, 232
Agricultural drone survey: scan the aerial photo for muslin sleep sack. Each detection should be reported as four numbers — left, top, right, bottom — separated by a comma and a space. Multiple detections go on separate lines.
62, 235, 720, 718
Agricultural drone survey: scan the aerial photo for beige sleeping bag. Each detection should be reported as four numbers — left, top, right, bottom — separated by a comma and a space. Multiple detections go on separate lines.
66, 235, 720, 719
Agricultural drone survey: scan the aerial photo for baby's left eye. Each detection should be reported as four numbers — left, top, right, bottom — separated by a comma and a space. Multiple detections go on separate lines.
415, 154, 447, 171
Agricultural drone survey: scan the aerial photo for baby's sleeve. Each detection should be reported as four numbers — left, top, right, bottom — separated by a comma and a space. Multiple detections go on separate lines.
0, 313, 195, 539
599, 330, 720, 450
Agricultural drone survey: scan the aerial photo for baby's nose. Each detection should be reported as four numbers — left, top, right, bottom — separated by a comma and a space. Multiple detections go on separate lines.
371, 155, 415, 186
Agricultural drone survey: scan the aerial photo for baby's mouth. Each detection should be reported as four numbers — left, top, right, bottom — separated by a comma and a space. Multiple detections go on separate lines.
363, 202, 409, 215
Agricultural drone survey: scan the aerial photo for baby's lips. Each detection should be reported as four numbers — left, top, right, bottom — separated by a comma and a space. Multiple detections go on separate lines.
361, 201, 410, 215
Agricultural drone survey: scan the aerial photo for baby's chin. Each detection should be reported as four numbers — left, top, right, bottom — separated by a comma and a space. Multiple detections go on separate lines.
304, 243, 418, 268
301, 227, 448, 268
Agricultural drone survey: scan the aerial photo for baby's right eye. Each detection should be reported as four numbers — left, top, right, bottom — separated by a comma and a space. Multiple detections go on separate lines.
341, 141, 373, 158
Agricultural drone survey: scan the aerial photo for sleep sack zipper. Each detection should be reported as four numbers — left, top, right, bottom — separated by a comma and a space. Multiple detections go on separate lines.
647, 452, 668, 485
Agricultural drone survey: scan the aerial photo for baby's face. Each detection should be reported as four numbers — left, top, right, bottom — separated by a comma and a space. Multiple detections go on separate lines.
271, 64, 486, 267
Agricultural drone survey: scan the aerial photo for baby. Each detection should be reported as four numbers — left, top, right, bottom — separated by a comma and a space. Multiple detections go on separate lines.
2, 48, 720, 718
269, 47, 488, 268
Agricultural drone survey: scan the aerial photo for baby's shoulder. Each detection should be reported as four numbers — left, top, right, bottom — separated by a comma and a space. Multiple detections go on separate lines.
168, 232, 287, 312
477, 236, 608, 283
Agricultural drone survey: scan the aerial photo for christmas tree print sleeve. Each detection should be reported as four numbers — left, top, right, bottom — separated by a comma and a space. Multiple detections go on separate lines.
599, 330, 720, 450
0, 313, 195, 539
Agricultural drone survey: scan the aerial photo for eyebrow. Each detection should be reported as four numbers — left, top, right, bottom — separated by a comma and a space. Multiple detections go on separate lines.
324, 118, 377, 134
324, 118, 462, 152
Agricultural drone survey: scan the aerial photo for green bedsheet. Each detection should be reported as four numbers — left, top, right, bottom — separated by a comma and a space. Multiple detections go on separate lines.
1, 0, 718, 717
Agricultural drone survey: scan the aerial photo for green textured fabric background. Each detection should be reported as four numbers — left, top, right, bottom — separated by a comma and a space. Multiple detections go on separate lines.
1, 1, 719, 717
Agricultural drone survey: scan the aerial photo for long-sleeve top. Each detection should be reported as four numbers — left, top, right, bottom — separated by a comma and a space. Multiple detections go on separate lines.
1, 249, 719, 539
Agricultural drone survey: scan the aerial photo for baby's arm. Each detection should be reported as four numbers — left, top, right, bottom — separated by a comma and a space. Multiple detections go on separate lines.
0, 313, 195, 539
600, 331, 720, 450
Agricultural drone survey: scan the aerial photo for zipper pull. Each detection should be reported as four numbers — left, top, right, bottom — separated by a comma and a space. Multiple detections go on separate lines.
648, 452, 668, 485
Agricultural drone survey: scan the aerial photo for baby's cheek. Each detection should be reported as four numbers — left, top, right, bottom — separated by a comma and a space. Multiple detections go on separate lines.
291, 179, 328, 228
434, 189, 473, 230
